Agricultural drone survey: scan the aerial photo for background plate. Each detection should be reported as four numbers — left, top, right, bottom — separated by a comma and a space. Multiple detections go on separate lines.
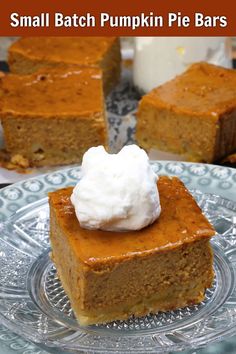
0, 162, 236, 353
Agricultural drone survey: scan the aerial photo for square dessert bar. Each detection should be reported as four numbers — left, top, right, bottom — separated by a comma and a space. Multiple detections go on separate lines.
0, 67, 107, 167
8, 37, 121, 95
137, 62, 236, 163
49, 176, 215, 326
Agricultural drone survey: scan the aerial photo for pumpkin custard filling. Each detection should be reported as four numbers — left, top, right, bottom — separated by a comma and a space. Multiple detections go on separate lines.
49, 145, 215, 326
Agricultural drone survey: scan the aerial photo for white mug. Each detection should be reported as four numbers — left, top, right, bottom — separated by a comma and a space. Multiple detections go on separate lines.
133, 37, 232, 93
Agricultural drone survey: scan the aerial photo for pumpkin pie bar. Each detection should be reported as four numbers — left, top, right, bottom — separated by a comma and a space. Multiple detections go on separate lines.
136, 62, 236, 163
8, 37, 121, 95
0, 67, 106, 168
49, 176, 215, 326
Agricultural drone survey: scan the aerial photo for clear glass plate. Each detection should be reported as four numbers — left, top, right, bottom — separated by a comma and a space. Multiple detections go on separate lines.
1, 166, 236, 353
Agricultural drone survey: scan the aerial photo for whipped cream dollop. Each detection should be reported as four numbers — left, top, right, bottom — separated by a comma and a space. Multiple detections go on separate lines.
71, 145, 161, 231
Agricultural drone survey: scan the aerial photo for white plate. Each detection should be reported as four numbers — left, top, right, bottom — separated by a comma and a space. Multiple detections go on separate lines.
0, 162, 236, 354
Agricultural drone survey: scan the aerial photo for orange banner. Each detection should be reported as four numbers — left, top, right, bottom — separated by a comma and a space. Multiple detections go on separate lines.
0, 0, 235, 36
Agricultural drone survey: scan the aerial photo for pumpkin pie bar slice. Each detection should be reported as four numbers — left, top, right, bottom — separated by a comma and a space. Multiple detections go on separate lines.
0, 67, 107, 168
49, 176, 215, 326
136, 62, 236, 163
8, 37, 121, 95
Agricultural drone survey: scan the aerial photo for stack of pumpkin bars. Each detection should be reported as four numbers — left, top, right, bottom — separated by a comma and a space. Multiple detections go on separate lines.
0, 37, 121, 169
0, 37, 236, 170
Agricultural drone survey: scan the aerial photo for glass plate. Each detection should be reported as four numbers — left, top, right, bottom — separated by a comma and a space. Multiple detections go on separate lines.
0, 163, 236, 353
